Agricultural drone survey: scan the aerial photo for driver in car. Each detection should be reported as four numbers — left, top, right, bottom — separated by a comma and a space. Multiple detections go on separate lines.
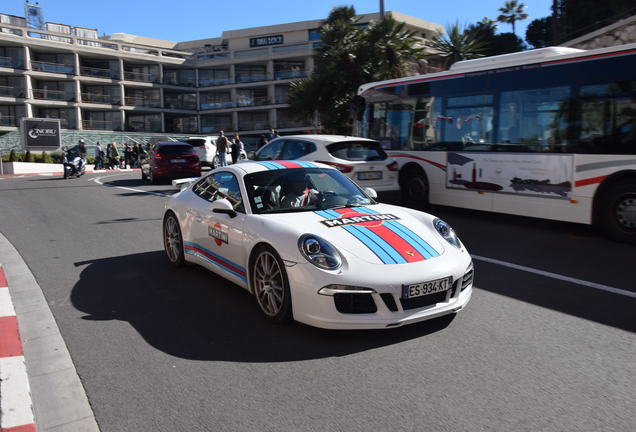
279, 171, 320, 208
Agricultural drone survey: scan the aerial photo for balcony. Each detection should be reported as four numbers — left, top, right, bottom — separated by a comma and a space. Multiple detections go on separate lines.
0, 85, 25, 98
274, 70, 309, 80
235, 74, 270, 84
31, 60, 74, 75
164, 102, 197, 111
83, 119, 122, 131
81, 92, 120, 105
198, 78, 231, 87
200, 101, 235, 110
277, 119, 307, 129
0, 56, 23, 69
124, 95, 161, 108
123, 70, 159, 83
238, 120, 269, 131
201, 124, 231, 134
80, 66, 119, 80
0, 115, 18, 127
237, 96, 271, 108
32, 88, 74, 101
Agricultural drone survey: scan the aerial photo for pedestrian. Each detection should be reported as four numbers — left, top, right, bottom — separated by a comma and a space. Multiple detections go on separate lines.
123, 142, 132, 168
258, 134, 267, 150
95, 142, 103, 170
266, 128, 276, 142
132, 143, 139, 168
109, 142, 120, 169
230, 133, 244, 164
216, 130, 228, 167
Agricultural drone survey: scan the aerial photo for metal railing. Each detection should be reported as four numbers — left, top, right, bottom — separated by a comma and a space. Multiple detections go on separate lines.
199, 101, 235, 110
274, 70, 309, 80
164, 102, 198, 110
0, 116, 18, 127
237, 120, 269, 131
235, 74, 270, 84
80, 65, 119, 79
31, 60, 74, 74
81, 93, 120, 105
123, 70, 159, 83
0, 56, 23, 69
198, 78, 231, 87
31, 88, 73, 101
237, 96, 271, 107
124, 95, 162, 108
0, 85, 26, 98
200, 124, 232, 133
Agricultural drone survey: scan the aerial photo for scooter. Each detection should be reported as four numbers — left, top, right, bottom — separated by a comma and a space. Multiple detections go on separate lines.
63, 147, 86, 179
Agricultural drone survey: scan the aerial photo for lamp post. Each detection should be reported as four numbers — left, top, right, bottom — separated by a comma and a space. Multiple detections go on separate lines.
380, 0, 385, 18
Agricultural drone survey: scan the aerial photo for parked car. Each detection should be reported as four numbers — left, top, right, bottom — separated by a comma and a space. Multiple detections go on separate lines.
185, 136, 248, 168
253, 135, 399, 192
141, 142, 200, 184
162, 160, 473, 329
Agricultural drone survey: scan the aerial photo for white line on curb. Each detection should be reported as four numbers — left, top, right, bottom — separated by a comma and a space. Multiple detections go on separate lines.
0, 356, 35, 429
472, 254, 636, 299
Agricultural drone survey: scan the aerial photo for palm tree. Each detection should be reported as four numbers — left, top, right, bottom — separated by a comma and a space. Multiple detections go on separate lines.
427, 22, 488, 69
497, 0, 529, 35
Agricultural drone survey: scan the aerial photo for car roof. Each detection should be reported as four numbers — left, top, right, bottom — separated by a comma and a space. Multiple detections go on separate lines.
226, 160, 337, 175
269, 134, 377, 145
155, 141, 190, 146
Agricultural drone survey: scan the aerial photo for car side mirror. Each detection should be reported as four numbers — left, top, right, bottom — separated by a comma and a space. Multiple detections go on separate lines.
363, 187, 378, 199
210, 198, 237, 218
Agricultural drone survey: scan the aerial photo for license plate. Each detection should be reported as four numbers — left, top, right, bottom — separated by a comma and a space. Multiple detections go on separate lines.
402, 277, 452, 299
357, 171, 382, 180
170, 159, 186, 163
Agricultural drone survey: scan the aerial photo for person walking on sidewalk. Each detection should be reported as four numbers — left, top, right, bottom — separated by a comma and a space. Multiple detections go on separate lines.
216, 131, 228, 167
95, 142, 104, 170
230, 133, 244, 165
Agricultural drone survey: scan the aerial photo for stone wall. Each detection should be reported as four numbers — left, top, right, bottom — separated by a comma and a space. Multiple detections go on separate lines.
563, 15, 636, 49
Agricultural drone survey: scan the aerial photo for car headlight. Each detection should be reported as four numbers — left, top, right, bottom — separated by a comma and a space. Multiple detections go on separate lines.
298, 234, 342, 270
433, 218, 462, 248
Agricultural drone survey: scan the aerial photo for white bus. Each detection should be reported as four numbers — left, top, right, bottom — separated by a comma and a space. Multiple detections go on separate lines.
356, 43, 636, 243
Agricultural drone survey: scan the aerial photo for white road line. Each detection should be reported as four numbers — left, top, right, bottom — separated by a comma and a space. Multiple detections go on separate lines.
92, 174, 170, 197
472, 254, 636, 299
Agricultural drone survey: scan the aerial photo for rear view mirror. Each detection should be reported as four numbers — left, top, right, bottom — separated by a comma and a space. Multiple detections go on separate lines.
209, 198, 237, 218
363, 187, 378, 199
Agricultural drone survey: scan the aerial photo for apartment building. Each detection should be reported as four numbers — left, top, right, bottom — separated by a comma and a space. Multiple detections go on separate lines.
0, 10, 442, 141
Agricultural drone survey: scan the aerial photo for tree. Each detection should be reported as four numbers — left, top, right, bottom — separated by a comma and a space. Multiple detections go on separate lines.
526, 16, 553, 48
288, 6, 425, 134
497, 0, 529, 35
427, 22, 488, 69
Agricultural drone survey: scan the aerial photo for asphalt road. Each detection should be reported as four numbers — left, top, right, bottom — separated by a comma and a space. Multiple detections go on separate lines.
0, 172, 634, 432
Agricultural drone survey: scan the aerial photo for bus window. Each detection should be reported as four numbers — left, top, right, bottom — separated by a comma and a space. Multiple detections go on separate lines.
441, 94, 494, 150
368, 100, 415, 150
411, 97, 439, 150
580, 81, 636, 154
498, 86, 571, 151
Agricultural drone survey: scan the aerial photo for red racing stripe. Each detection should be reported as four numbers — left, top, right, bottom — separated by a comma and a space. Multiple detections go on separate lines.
184, 245, 246, 278
273, 161, 302, 168
575, 175, 608, 188
0, 316, 23, 357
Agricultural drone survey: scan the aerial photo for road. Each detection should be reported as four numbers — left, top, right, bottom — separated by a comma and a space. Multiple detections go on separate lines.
0, 171, 634, 432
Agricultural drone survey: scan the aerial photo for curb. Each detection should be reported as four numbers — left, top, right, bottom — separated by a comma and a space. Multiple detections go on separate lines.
0, 264, 36, 432
0, 234, 99, 432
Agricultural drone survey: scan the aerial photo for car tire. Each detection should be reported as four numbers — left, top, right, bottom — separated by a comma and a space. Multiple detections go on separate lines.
212, 155, 219, 169
400, 167, 429, 210
163, 212, 185, 267
599, 179, 636, 244
250, 245, 292, 323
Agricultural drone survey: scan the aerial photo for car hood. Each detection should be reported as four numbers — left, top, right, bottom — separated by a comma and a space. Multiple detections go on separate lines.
258, 204, 446, 265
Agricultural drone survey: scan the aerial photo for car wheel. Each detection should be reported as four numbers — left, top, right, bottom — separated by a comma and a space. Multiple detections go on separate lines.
251, 245, 292, 323
212, 155, 219, 169
400, 167, 429, 210
163, 212, 185, 267
599, 179, 636, 243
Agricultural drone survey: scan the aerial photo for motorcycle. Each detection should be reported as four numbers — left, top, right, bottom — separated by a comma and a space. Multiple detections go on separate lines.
62, 146, 86, 179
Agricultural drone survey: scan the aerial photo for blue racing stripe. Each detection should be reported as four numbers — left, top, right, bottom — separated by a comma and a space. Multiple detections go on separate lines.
352, 225, 407, 264
183, 241, 247, 281
342, 225, 395, 264
296, 161, 317, 168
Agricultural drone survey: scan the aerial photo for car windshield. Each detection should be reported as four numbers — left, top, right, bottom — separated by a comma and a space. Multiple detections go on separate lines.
326, 140, 388, 161
158, 145, 196, 156
244, 168, 376, 214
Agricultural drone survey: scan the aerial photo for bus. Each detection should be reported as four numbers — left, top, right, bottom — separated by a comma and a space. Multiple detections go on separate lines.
356, 43, 636, 243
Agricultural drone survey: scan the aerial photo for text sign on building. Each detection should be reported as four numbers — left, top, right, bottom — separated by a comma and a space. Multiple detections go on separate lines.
249, 34, 283, 48
21, 118, 61, 150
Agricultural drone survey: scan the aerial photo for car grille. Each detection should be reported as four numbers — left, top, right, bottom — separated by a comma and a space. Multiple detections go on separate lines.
400, 290, 448, 311
380, 293, 398, 311
462, 268, 474, 291
334, 293, 377, 314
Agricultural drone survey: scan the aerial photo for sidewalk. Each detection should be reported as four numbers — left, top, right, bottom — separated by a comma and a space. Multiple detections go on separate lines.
0, 233, 99, 432
0, 167, 139, 179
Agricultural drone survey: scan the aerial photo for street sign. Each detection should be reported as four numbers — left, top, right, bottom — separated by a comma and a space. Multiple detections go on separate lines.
21, 118, 62, 150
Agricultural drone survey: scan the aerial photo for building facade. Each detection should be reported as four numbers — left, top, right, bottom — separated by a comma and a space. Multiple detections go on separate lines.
0, 10, 442, 144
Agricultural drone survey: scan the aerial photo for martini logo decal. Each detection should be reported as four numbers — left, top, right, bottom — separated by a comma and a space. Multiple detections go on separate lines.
208, 223, 228, 246
314, 207, 440, 265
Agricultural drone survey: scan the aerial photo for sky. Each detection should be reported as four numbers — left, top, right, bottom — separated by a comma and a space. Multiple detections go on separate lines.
3, 0, 553, 43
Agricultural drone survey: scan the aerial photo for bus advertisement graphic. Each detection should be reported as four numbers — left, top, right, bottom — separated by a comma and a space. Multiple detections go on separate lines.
446, 152, 573, 199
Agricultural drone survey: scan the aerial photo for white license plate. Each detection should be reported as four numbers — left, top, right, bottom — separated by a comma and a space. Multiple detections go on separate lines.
402, 277, 452, 299
357, 171, 382, 180
170, 159, 186, 163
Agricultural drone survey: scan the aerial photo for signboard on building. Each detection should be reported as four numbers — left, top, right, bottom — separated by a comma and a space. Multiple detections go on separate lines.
21, 118, 62, 150
249, 34, 283, 48
446, 152, 573, 199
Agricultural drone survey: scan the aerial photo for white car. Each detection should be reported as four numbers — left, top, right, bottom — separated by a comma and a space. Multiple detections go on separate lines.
163, 161, 473, 330
185, 136, 248, 167
254, 135, 399, 192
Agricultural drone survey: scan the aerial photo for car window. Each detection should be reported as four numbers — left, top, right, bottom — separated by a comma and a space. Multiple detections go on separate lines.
185, 139, 205, 147
158, 145, 196, 156
255, 139, 284, 160
326, 140, 387, 161
192, 172, 245, 213
280, 140, 316, 159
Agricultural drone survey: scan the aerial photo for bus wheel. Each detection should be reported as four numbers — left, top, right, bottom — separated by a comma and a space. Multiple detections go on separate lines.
400, 168, 428, 209
600, 179, 636, 243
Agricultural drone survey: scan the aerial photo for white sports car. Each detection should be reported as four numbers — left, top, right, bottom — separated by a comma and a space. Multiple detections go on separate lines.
163, 160, 473, 330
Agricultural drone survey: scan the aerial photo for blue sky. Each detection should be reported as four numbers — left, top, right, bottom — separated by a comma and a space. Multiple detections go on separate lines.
3, 1, 552, 43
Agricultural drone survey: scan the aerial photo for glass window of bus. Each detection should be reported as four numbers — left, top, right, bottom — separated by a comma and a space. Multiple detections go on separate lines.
367, 101, 415, 150
498, 86, 571, 152
411, 97, 441, 150
579, 81, 636, 154
440, 94, 494, 151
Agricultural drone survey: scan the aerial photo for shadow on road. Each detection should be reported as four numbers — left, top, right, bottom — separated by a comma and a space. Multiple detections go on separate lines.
71, 251, 455, 362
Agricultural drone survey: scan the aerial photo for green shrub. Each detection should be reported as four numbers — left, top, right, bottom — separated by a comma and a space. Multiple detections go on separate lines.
41, 151, 54, 164
86, 156, 96, 165
24, 150, 34, 162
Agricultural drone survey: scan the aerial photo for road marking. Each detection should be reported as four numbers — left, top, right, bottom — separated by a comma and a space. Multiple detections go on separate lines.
91, 174, 170, 197
472, 254, 636, 299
